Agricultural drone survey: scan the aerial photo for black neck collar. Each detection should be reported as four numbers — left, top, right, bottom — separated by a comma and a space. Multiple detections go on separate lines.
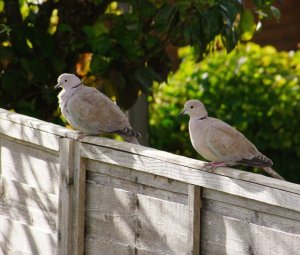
198, 116, 207, 120
71, 83, 82, 89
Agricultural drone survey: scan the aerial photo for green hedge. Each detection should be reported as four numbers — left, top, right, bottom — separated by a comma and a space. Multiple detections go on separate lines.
149, 43, 300, 182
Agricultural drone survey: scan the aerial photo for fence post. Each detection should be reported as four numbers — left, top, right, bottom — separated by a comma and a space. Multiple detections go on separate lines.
57, 138, 86, 255
188, 185, 202, 255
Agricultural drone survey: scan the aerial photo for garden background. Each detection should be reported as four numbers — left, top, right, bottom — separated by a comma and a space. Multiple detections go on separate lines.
0, 0, 299, 182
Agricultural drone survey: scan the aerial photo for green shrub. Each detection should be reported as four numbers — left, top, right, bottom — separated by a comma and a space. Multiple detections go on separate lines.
149, 43, 300, 182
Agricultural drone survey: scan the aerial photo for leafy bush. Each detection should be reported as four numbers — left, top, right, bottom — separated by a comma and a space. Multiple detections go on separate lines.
0, 0, 280, 119
149, 43, 300, 182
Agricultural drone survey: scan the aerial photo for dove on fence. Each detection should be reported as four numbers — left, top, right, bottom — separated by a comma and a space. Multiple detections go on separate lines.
181, 99, 284, 180
55, 73, 141, 144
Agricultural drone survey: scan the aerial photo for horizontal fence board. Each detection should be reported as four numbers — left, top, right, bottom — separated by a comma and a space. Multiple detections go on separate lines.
0, 108, 74, 139
85, 183, 137, 245
81, 143, 300, 212
85, 239, 170, 255
0, 118, 61, 151
203, 188, 300, 222
203, 198, 300, 235
0, 178, 58, 233
87, 170, 187, 205
80, 137, 300, 195
1, 138, 59, 195
201, 210, 300, 255
87, 160, 188, 195
84, 239, 135, 255
0, 243, 32, 255
85, 174, 188, 255
0, 216, 57, 255
136, 194, 188, 254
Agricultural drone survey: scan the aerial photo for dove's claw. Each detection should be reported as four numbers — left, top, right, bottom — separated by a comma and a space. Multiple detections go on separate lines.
76, 132, 86, 141
203, 162, 227, 172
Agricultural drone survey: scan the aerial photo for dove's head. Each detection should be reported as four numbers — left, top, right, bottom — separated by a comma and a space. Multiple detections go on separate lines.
181, 100, 208, 119
55, 73, 82, 90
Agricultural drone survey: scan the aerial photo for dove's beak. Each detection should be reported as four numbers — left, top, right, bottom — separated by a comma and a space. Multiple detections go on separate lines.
54, 83, 61, 90
179, 109, 187, 115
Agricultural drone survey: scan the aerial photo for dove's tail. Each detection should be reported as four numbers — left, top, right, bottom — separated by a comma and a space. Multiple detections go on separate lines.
262, 167, 285, 180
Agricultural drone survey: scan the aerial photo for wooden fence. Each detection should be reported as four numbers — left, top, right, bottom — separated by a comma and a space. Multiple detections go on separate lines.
0, 108, 300, 255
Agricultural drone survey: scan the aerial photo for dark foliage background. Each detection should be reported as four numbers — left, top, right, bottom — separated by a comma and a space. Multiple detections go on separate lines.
0, 0, 279, 123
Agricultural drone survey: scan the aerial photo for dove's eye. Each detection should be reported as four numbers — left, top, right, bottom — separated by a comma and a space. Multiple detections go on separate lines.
65, 79, 67, 82
190, 106, 194, 109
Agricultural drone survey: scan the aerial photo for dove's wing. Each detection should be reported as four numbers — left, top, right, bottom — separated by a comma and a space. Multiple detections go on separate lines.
67, 86, 132, 134
206, 120, 258, 162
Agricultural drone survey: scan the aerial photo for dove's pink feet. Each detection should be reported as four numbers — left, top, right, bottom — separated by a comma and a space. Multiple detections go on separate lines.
204, 161, 227, 172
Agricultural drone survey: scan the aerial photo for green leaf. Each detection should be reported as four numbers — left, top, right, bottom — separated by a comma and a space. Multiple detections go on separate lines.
90, 56, 110, 74
239, 9, 256, 41
270, 6, 281, 20
155, 4, 178, 33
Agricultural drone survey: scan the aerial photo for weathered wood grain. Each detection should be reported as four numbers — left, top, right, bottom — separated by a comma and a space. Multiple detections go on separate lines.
1, 108, 300, 255
0, 117, 61, 151
0, 108, 74, 138
87, 171, 187, 205
81, 144, 300, 212
85, 177, 189, 255
87, 159, 188, 195
85, 183, 137, 246
203, 198, 300, 235
73, 145, 87, 255
136, 194, 188, 254
80, 136, 300, 194
0, 177, 58, 233
0, 216, 57, 255
1, 138, 59, 195
188, 185, 201, 255
57, 138, 86, 255
84, 238, 136, 255
201, 210, 300, 255
203, 188, 300, 222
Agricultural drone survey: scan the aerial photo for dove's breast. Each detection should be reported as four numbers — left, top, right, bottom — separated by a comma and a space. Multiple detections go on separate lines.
58, 90, 88, 132
189, 118, 220, 162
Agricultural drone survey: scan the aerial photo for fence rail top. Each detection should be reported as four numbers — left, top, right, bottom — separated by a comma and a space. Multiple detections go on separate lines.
1, 108, 300, 198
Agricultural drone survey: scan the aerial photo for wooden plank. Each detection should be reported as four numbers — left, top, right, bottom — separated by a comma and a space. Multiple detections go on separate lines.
57, 138, 86, 255
84, 238, 135, 255
202, 195, 300, 236
73, 146, 87, 255
85, 179, 189, 254
0, 118, 61, 151
136, 194, 188, 254
0, 177, 58, 233
188, 185, 201, 255
87, 159, 188, 195
1, 138, 59, 195
81, 144, 300, 212
0, 108, 74, 138
0, 216, 57, 255
203, 188, 300, 222
85, 183, 137, 246
79, 136, 300, 195
87, 170, 187, 205
0, 107, 298, 194
201, 210, 300, 255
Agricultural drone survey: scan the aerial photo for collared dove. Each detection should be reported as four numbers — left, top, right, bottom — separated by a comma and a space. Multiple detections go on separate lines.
181, 99, 284, 180
55, 73, 141, 144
